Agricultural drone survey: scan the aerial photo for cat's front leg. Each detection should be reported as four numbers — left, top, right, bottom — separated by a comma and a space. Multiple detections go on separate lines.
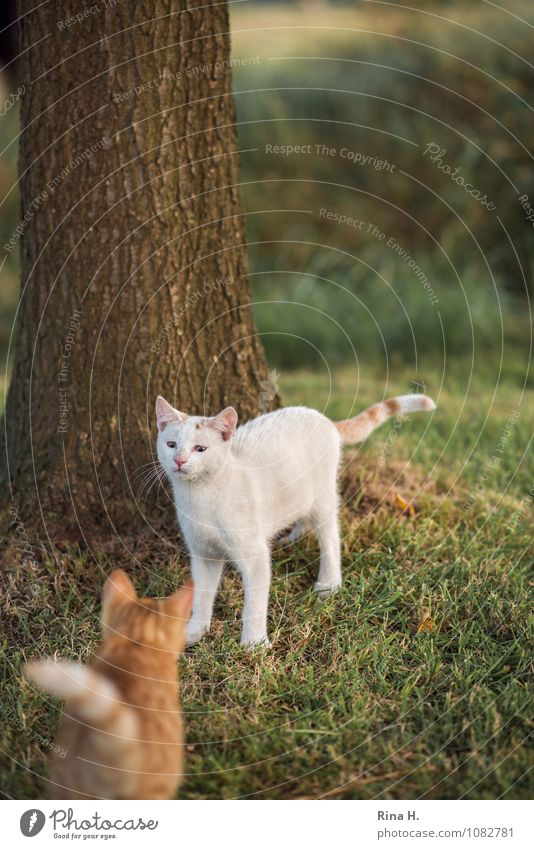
236, 546, 272, 648
186, 556, 225, 646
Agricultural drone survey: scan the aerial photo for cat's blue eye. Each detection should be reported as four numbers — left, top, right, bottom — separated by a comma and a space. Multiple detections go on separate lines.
194, 445, 207, 452
166, 441, 177, 449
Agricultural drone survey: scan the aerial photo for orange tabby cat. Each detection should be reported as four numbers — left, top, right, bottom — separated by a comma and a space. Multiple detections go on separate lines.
26, 570, 193, 800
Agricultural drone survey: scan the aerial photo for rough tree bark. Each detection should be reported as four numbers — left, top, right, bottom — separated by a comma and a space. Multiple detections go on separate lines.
2, 0, 276, 539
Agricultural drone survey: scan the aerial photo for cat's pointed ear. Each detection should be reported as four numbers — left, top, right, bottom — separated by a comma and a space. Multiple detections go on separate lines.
155, 395, 187, 431
102, 570, 136, 631
164, 578, 194, 621
208, 407, 238, 441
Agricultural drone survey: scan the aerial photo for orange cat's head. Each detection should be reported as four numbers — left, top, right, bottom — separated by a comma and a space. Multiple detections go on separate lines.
101, 570, 194, 657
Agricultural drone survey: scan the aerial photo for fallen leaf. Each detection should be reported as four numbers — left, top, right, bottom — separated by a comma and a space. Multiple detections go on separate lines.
417, 611, 433, 633
395, 492, 416, 517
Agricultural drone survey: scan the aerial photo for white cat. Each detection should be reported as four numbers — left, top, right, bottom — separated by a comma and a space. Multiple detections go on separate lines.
156, 392, 435, 648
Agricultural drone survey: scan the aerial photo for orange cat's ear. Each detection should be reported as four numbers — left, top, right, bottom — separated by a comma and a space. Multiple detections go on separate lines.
165, 578, 194, 621
102, 570, 136, 631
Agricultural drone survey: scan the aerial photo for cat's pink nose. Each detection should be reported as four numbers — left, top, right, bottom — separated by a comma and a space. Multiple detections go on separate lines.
175, 456, 187, 469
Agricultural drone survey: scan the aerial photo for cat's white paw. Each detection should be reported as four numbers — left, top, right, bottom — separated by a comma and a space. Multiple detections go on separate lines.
240, 636, 272, 650
313, 581, 341, 600
186, 626, 208, 646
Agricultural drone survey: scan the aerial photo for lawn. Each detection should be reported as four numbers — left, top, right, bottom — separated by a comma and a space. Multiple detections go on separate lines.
1, 0, 532, 802
1, 361, 532, 799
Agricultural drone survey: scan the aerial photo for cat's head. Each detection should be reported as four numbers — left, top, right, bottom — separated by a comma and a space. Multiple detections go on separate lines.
101, 570, 194, 656
155, 395, 237, 481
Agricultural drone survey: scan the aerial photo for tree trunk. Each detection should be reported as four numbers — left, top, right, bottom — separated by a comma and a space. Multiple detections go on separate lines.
2, 0, 275, 540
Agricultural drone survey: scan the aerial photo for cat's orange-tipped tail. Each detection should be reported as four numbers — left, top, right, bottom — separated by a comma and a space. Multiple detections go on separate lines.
25, 661, 136, 735
334, 394, 436, 444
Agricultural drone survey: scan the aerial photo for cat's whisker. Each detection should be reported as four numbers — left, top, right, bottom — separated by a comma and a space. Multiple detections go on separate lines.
131, 460, 161, 481
135, 467, 161, 487
154, 473, 170, 504
133, 458, 160, 469
137, 475, 162, 499
134, 461, 162, 480
142, 469, 166, 502
134, 467, 162, 495
137, 467, 165, 500
133, 476, 160, 498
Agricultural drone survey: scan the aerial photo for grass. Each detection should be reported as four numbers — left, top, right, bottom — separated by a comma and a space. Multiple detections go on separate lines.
1, 362, 532, 799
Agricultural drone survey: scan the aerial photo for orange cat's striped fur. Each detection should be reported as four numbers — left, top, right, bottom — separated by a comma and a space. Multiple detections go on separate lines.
26, 570, 193, 800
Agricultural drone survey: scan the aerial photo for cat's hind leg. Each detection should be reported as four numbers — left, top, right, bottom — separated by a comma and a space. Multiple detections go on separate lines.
186, 557, 225, 645
312, 509, 342, 599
